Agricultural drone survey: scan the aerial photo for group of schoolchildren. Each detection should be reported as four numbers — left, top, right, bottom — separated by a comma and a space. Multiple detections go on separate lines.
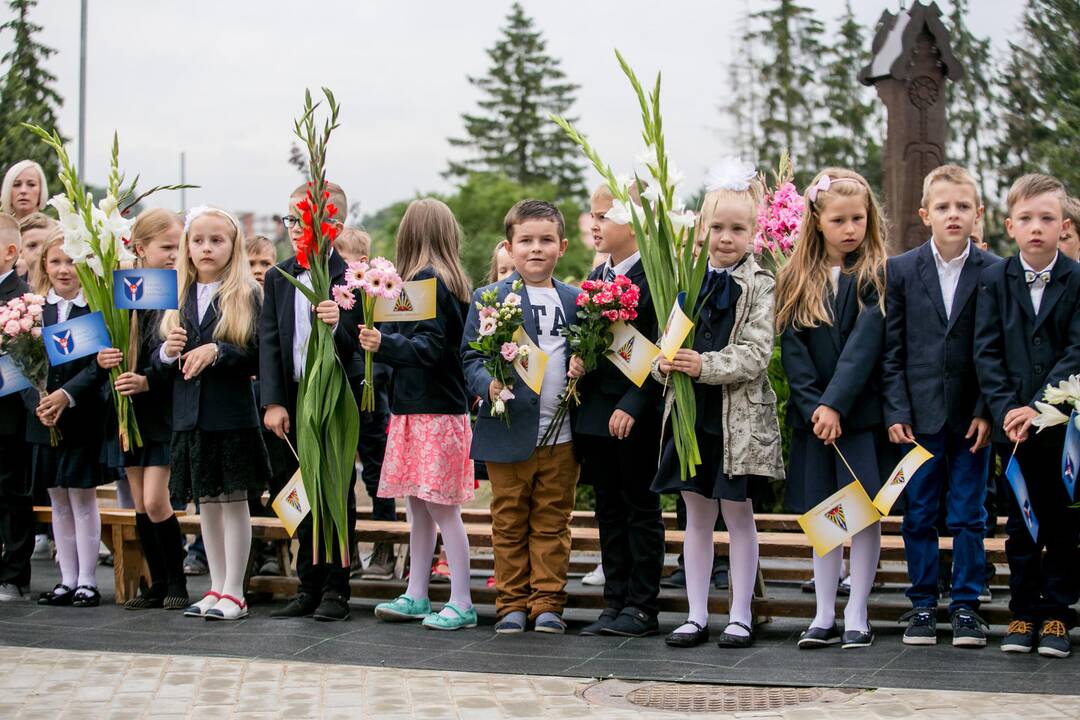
1, 156, 1079, 660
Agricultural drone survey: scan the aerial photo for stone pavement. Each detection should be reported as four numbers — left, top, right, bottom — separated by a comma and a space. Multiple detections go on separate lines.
2, 646, 1080, 719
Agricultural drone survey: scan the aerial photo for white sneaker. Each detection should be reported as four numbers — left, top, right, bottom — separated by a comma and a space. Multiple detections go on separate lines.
0, 583, 25, 601
581, 563, 605, 587
31, 534, 50, 560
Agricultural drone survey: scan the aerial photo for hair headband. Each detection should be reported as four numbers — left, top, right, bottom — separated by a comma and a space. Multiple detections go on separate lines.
184, 205, 240, 233
807, 175, 865, 204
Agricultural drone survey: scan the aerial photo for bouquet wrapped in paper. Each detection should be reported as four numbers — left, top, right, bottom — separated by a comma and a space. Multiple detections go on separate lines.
0, 292, 57, 444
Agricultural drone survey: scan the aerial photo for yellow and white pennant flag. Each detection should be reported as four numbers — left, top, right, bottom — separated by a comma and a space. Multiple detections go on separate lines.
872, 443, 934, 515
373, 278, 437, 322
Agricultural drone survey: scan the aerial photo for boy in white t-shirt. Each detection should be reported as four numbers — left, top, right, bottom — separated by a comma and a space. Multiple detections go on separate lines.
461, 200, 583, 634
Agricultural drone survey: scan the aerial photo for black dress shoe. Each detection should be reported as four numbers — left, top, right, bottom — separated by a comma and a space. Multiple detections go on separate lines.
842, 625, 875, 649
665, 620, 709, 648
579, 607, 620, 636
270, 593, 319, 619
38, 584, 74, 606
797, 624, 841, 649
72, 585, 101, 608
600, 607, 659, 637
313, 590, 351, 622
660, 568, 686, 588
716, 621, 754, 648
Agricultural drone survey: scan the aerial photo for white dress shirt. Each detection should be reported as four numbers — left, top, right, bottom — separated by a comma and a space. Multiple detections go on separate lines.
930, 238, 970, 321
159, 281, 220, 365
292, 271, 314, 381
829, 265, 841, 295
1020, 252, 1058, 315
603, 251, 641, 281
46, 289, 88, 406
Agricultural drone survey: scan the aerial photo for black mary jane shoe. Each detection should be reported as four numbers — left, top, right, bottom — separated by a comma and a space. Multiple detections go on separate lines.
38, 584, 74, 606
72, 585, 101, 608
797, 624, 841, 649
842, 625, 875, 649
665, 620, 710, 648
716, 621, 755, 649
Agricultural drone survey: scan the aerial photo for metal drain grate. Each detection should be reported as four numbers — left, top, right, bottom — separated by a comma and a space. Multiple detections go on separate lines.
626, 684, 823, 713
581, 679, 864, 714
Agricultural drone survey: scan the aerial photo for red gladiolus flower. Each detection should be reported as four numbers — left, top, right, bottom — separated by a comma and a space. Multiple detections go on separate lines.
326, 202, 338, 219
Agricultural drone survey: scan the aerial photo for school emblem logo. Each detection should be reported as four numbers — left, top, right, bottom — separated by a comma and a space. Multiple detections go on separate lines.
51, 330, 75, 356
824, 503, 848, 532
393, 287, 413, 313
1066, 456, 1075, 485
285, 489, 303, 514
1022, 499, 1035, 529
889, 468, 906, 487
617, 336, 635, 363
122, 275, 144, 302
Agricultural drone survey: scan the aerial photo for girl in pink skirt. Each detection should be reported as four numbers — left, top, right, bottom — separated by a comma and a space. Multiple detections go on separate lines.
358, 198, 477, 630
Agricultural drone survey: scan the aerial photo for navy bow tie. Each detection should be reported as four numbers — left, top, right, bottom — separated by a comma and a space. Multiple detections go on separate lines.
699, 270, 732, 312
1025, 269, 1051, 285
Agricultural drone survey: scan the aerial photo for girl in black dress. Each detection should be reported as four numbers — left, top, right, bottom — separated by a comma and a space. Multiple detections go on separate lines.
153, 206, 269, 621
31, 230, 109, 608
96, 209, 188, 610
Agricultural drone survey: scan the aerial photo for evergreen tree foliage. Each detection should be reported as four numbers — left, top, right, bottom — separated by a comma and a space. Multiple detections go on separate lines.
446, 2, 583, 199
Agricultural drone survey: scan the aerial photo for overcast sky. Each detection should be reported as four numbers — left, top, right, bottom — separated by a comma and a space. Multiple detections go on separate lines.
3, 0, 1022, 218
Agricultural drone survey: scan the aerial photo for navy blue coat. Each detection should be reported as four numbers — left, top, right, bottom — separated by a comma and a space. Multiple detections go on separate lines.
973, 253, 1080, 443
461, 274, 579, 463
780, 272, 886, 433
882, 240, 998, 434
151, 286, 261, 432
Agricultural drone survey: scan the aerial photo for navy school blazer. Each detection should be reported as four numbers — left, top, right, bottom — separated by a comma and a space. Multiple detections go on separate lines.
23, 302, 108, 446
258, 251, 362, 414
375, 267, 469, 416
1, 271, 31, 438
780, 272, 886, 433
150, 286, 261, 433
572, 259, 662, 435
461, 273, 580, 463
973, 253, 1080, 443
882, 240, 998, 435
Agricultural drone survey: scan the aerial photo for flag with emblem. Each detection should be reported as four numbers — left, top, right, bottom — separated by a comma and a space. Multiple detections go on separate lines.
43, 311, 111, 366
372, 277, 437, 322
1063, 411, 1079, 502
112, 268, 179, 310
511, 326, 547, 395
657, 291, 693, 361
606, 320, 660, 387
798, 481, 882, 557
872, 443, 934, 515
0, 354, 32, 398
1005, 455, 1039, 542
271, 469, 311, 537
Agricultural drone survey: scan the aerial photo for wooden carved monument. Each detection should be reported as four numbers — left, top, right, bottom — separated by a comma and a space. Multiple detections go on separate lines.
859, 2, 963, 254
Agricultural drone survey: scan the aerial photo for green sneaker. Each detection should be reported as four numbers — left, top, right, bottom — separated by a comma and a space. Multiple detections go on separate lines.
422, 602, 478, 631
374, 594, 431, 622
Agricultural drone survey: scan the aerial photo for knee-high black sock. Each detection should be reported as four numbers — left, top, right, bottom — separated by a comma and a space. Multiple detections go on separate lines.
153, 514, 187, 593
135, 512, 166, 594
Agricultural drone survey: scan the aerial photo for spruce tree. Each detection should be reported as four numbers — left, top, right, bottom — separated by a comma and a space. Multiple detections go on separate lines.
446, 2, 583, 199
813, 1, 881, 189
995, 41, 1047, 187
726, 1, 765, 163
747, 0, 827, 184
0, 0, 64, 181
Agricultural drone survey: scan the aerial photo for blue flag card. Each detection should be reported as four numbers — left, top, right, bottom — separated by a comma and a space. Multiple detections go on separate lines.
1005, 455, 1040, 543
0, 354, 32, 398
113, 268, 179, 310
43, 311, 111, 366
1063, 411, 1079, 502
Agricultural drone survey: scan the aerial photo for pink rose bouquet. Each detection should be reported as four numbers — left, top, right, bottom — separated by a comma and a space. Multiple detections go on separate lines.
0, 293, 59, 445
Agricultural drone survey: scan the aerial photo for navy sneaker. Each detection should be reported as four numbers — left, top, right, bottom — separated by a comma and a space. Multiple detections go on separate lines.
1001, 619, 1036, 653
950, 608, 988, 648
1038, 619, 1071, 658
900, 608, 937, 646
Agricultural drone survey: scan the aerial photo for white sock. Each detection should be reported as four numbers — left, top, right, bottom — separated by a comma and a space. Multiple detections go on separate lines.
811, 545, 843, 629
721, 499, 758, 637
47, 488, 77, 590
221, 500, 252, 601
405, 496, 436, 601
68, 488, 101, 589
676, 492, 719, 633
198, 501, 226, 596
425, 499, 473, 616
843, 523, 881, 633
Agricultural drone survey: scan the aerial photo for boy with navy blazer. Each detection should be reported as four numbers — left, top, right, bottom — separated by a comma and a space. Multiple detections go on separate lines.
462, 200, 580, 634
574, 184, 664, 638
974, 173, 1080, 659
0, 217, 34, 599
261, 183, 368, 622
882, 165, 998, 647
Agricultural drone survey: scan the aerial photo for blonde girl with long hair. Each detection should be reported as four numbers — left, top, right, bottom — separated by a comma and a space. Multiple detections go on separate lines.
153, 206, 270, 621
96, 209, 189, 610
360, 198, 478, 630
775, 168, 890, 650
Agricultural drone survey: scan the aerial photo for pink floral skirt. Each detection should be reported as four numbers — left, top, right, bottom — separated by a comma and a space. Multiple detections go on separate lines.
378, 413, 475, 505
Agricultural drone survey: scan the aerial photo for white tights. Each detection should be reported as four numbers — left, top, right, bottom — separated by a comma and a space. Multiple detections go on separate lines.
198, 499, 251, 601
811, 522, 881, 632
48, 487, 100, 591
404, 496, 472, 617
676, 493, 758, 637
